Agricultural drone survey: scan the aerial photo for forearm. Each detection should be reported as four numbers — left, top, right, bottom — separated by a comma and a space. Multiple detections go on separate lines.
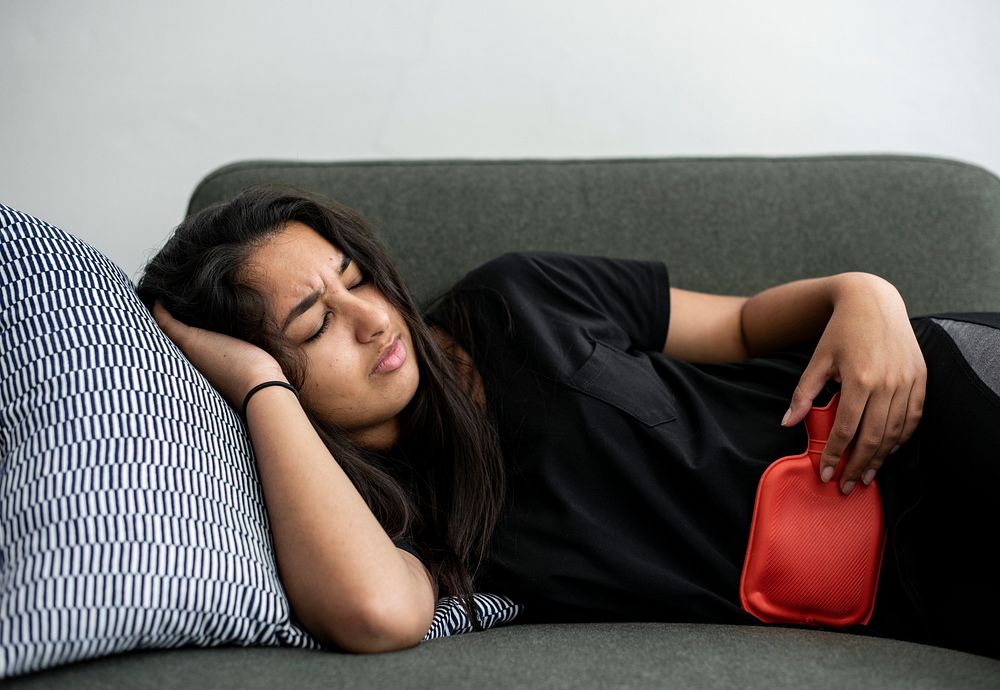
740, 272, 884, 358
246, 385, 435, 652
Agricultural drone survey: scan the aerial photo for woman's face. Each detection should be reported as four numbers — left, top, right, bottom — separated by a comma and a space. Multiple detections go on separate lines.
243, 221, 420, 450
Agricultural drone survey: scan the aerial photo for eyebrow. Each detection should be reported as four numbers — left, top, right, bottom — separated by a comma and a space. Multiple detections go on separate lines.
280, 254, 352, 333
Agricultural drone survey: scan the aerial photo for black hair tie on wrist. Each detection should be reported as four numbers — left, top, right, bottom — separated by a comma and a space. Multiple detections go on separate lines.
241, 381, 299, 418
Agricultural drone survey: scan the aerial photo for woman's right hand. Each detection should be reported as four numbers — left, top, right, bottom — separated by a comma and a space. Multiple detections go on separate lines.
152, 302, 289, 410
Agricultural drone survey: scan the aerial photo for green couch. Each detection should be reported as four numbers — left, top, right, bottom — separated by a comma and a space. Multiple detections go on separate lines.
11, 155, 1000, 689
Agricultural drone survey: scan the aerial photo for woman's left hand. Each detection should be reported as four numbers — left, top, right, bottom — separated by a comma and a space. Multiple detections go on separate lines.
781, 273, 927, 494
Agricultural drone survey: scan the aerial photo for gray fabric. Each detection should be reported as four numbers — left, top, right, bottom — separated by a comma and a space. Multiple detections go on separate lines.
6, 624, 999, 690
930, 318, 1000, 397
187, 156, 1000, 316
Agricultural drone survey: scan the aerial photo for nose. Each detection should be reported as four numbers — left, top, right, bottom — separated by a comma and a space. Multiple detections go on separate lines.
346, 293, 391, 343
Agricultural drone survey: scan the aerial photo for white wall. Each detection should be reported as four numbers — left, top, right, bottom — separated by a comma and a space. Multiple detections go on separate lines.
2, 0, 998, 280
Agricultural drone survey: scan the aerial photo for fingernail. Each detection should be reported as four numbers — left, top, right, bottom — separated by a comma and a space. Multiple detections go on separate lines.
862, 469, 876, 485
890, 444, 901, 455
781, 408, 792, 426
821, 466, 834, 482
842, 480, 855, 495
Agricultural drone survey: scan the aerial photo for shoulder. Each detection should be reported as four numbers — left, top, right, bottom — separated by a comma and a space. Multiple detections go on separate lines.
459, 251, 563, 290
430, 325, 487, 410
430, 251, 669, 355
463, 251, 667, 304
461, 251, 639, 297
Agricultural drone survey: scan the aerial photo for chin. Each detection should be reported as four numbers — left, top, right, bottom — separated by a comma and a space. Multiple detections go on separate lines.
355, 394, 419, 452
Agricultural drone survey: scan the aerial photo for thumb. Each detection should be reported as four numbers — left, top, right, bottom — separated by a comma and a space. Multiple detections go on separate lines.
781, 361, 834, 427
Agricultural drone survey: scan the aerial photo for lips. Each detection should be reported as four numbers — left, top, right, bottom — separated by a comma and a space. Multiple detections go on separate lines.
372, 336, 406, 375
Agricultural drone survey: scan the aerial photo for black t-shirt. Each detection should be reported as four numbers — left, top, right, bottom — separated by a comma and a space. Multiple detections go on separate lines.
426, 251, 833, 624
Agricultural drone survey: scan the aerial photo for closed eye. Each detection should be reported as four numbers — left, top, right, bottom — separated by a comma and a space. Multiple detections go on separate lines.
348, 264, 367, 290
303, 266, 366, 342
305, 312, 331, 343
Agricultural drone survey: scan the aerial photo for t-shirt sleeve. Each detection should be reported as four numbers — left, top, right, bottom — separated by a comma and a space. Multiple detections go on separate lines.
437, 251, 671, 353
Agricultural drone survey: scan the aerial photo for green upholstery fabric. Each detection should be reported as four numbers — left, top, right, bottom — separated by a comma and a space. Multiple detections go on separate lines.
188, 156, 1000, 316
9, 156, 998, 687
9, 625, 1000, 690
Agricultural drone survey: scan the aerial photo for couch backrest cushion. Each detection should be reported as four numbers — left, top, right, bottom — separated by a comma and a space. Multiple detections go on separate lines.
186, 156, 1000, 316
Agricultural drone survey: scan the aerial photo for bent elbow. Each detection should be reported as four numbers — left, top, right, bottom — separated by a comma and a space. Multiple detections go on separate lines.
319, 597, 432, 654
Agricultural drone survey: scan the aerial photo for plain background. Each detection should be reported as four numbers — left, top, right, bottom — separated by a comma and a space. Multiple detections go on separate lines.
2, 0, 998, 281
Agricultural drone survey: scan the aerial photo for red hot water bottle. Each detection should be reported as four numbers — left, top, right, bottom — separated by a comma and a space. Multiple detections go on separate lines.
740, 392, 886, 628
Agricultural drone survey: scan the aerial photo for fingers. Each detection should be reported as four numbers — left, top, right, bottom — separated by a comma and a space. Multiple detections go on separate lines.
151, 302, 200, 359
898, 372, 925, 449
820, 380, 923, 495
151, 301, 176, 331
780, 361, 834, 428
151, 301, 165, 318
815, 385, 869, 488
836, 388, 900, 492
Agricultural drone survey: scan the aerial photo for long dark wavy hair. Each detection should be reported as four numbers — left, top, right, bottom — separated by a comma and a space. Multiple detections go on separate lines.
136, 186, 506, 627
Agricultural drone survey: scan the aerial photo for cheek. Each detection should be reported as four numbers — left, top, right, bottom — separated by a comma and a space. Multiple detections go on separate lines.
300, 346, 362, 404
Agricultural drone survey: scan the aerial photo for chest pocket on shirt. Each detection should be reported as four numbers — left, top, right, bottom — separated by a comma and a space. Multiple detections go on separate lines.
565, 340, 677, 427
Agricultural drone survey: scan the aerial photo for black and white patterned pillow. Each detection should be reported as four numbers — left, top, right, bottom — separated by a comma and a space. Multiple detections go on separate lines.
0, 205, 520, 678
424, 594, 522, 641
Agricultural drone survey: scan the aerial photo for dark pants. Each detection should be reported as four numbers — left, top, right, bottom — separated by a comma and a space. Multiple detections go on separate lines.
868, 312, 1000, 659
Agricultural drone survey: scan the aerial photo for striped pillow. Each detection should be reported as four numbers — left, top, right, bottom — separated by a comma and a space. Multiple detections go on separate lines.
424, 594, 522, 640
0, 205, 519, 678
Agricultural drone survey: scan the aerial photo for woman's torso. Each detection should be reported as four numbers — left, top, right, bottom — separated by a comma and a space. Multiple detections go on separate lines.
427, 252, 832, 625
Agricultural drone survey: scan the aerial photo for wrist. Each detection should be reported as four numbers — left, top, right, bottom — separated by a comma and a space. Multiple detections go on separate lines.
243, 367, 289, 395
242, 380, 299, 419
238, 368, 290, 411
830, 272, 899, 306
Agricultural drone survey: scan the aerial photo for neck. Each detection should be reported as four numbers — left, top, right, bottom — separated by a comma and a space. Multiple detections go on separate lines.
350, 415, 402, 452
431, 326, 487, 410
